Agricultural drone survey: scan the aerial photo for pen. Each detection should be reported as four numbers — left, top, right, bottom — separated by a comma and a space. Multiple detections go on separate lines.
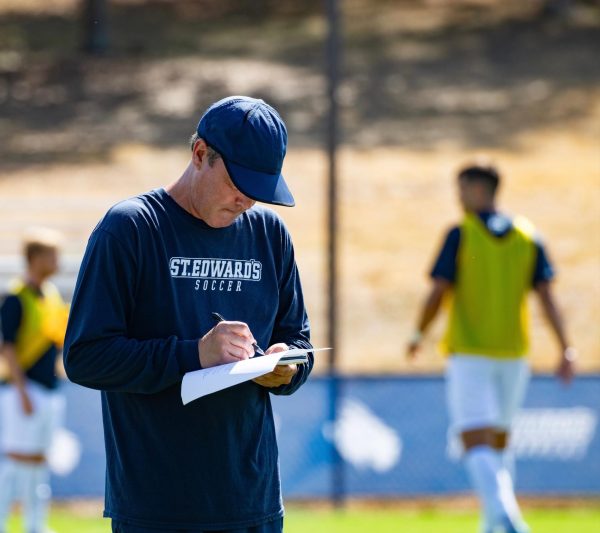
211, 312, 266, 357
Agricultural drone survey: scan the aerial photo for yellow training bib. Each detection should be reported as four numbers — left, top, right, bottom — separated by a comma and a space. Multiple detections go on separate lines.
8, 279, 69, 371
441, 213, 537, 358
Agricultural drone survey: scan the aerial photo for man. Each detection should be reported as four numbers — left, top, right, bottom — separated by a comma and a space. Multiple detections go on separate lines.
407, 163, 575, 533
63, 96, 314, 533
0, 229, 68, 533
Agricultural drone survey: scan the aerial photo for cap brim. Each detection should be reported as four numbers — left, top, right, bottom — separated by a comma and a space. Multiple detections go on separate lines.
223, 159, 295, 207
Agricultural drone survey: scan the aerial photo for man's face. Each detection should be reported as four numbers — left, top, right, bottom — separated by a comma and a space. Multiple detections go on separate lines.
30, 248, 59, 279
190, 149, 256, 228
458, 177, 491, 212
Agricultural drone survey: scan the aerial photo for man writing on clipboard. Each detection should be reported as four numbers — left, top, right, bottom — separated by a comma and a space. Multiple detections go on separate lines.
64, 96, 314, 533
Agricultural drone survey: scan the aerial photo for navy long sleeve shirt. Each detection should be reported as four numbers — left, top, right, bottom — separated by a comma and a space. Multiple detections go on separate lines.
63, 188, 313, 530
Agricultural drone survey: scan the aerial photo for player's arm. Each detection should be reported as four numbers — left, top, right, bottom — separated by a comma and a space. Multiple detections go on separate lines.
407, 277, 452, 359
0, 343, 33, 415
407, 226, 458, 359
534, 280, 575, 384
531, 240, 575, 384
63, 227, 204, 395
0, 297, 33, 414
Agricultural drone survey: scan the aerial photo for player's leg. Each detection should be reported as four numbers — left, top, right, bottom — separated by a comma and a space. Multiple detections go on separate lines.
447, 354, 503, 533
495, 358, 530, 477
9, 382, 56, 533
491, 358, 531, 533
0, 385, 24, 530
463, 432, 504, 533
0, 455, 18, 532
493, 428, 517, 488
20, 459, 51, 533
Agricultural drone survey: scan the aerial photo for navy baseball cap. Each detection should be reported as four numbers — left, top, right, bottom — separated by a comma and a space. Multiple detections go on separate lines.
197, 96, 295, 207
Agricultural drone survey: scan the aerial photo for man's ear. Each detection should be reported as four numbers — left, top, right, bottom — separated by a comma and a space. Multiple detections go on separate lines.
192, 138, 209, 170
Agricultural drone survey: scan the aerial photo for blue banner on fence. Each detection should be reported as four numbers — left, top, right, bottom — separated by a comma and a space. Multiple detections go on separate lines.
5, 375, 596, 498
273, 375, 600, 497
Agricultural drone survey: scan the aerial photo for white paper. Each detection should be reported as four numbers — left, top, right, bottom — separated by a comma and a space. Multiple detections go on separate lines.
181, 348, 330, 405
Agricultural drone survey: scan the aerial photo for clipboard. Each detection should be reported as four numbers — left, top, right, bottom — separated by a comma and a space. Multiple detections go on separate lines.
181, 347, 330, 404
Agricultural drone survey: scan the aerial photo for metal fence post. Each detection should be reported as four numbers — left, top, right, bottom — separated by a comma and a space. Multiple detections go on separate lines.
325, 0, 344, 508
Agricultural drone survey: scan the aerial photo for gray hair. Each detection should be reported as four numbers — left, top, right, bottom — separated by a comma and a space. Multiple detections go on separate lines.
189, 132, 221, 167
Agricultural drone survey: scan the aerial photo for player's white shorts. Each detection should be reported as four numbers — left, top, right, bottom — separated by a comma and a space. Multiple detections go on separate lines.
446, 354, 530, 434
0, 380, 65, 455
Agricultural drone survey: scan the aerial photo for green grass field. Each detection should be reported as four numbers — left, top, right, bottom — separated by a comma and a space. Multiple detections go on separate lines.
6, 506, 600, 533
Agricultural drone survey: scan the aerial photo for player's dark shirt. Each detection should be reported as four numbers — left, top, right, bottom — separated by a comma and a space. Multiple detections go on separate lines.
430, 211, 554, 285
0, 293, 58, 390
63, 188, 313, 530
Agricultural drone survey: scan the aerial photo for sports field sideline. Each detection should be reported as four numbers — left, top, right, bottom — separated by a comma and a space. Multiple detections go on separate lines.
5, 502, 600, 532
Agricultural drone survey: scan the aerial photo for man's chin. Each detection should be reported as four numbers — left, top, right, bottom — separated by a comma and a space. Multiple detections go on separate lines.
207, 212, 241, 229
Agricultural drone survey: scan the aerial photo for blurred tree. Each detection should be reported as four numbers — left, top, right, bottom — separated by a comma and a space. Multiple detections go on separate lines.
82, 0, 109, 54
541, 0, 574, 18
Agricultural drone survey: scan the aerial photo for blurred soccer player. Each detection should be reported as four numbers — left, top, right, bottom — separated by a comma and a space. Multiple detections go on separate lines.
0, 229, 68, 533
407, 163, 576, 533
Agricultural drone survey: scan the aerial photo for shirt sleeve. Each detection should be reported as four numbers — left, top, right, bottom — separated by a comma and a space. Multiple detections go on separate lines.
430, 226, 460, 283
0, 295, 22, 343
63, 227, 200, 394
267, 224, 314, 396
532, 240, 555, 286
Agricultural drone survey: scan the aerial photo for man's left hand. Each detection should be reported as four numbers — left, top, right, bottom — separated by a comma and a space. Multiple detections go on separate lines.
253, 343, 298, 388
556, 347, 577, 385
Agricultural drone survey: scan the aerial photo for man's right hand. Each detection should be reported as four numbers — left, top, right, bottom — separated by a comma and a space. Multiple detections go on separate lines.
198, 321, 256, 368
